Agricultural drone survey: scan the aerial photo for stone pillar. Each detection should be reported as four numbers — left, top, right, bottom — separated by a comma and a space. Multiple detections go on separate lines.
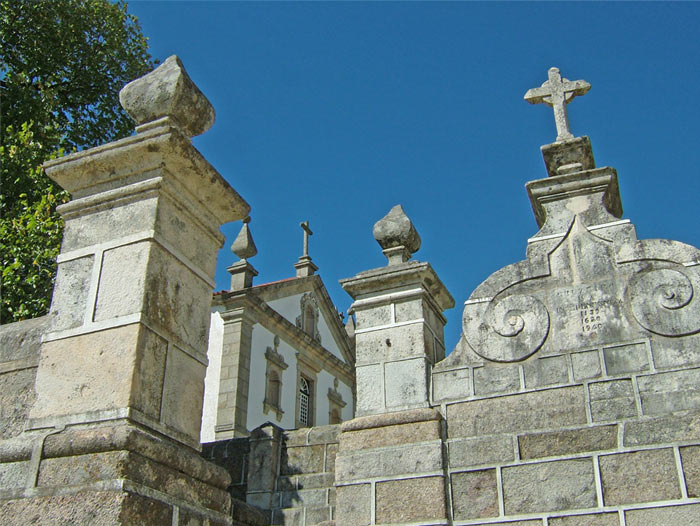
215, 305, 255, 440
246, 423, 284, 514
0, 56, 252, 525
340, 205, 454, 416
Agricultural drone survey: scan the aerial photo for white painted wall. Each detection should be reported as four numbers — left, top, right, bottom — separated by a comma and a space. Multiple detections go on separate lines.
201, 310, 224, 443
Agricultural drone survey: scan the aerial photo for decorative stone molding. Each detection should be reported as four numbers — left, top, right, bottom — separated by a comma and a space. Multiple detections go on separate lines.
296, 292, 321, 343
263, 335, 287, 421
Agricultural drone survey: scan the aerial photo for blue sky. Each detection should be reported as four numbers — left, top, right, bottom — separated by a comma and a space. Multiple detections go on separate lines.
128, 1, 700, 351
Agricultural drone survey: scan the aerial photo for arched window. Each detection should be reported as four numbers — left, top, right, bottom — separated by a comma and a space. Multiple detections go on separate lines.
299, 377, 311, 427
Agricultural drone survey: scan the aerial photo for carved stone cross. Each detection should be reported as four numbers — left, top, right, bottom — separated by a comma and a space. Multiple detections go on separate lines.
525, 67, 591, 142
300, 221, 313, 257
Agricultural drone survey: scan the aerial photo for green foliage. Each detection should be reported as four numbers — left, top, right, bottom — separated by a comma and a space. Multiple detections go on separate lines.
0, 0, 155, 323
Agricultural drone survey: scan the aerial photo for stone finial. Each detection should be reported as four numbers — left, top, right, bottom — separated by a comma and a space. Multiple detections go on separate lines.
524, 67, 590, 142
119, 55, 215, 137
373, 205, 421, 265
231, 216, 257, 260
228, 217, 258, 290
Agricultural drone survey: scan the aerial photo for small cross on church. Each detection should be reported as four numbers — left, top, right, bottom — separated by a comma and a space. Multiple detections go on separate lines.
525, 67, 590, 142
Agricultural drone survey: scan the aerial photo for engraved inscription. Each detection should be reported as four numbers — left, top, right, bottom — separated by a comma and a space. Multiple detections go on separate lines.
579, 304, 603, 333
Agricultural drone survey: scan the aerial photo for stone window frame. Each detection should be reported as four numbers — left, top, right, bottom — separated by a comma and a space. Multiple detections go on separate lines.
263, 335, 288, 421
327, 378, 347, 425
295, 351, 320, 428
296, 293, 321, 344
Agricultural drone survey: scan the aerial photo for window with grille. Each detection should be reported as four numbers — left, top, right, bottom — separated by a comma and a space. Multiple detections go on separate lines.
299, 377, 311, 427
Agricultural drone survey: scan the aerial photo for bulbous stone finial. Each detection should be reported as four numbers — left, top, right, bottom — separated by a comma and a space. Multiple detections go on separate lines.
119, 55, 215, 137
373, 204, 421, 265
231, 216, 257, 260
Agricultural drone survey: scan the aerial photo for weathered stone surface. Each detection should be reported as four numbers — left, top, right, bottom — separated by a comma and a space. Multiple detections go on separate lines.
449, 435, 514, 469
355, 363, 383, 416
375, 476, 446, 524
271, 506, 303, 526
280, 445, 324, 475
432, 367, 472, 402
341, 407, 441, 432
296, 472, 335, 490
603, 342, 648, 375
518, 425, 617, 460
160, 345, 206, 441
325, 444, 337, 472
340, 419, 440, 451
681, 445, 700, 498
588, 379, 637, 422
384, 357, 430, 410
354, 303, 393, 329
624, 412, 700, 446
279, 488, 328, 508
447, 386, 587, 438
0, 315, 49, 363
637, 368, 700, 415
305, 505, 333, 525
336, 441, 442, 482
473, 363, 520, 395
625, 504, 700, 526
0, 460, 29, 489
93, 242, 148, 320
119, 55, 215, 137
451, 469, 499, 520
0, 368, 37, 439
599, 449, 680, 505
373, 204, 421, 254
336, 484, 371, 526
0, 491, 172, 526
50, 255, 94, 331
549, 513, 619, 525
650, 333, 700, 370
502, 458, 596, 514
571, 350, 602, 381
523, 355, 569, 388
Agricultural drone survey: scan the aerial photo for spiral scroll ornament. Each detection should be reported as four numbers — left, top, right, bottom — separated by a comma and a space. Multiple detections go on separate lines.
628, 267, 700, 336
463, 294, 550, 362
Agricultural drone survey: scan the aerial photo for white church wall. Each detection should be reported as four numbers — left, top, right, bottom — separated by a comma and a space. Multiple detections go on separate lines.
338, 379, 354, 421
201, 310, 224, 443
267, 293, 303, 326
315, 309, 344, 361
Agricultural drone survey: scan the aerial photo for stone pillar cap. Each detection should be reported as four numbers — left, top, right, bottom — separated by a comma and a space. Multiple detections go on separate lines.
232, 216, 258, 260
119, 55, 215, 137
373, 205, 421, 265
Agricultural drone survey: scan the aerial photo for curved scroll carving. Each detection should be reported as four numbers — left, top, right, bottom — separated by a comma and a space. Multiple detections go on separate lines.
628, 267, 700, 336
463, 294, 550, 362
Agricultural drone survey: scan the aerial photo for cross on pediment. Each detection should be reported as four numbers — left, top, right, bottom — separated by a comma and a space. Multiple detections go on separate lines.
525, 67, 591, 142
300, 221, 313, 257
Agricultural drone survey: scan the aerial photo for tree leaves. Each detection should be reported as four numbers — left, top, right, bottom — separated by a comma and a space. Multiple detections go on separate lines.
0, 0, 155, 323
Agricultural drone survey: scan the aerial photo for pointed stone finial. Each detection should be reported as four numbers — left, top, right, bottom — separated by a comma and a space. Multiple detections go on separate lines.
373, 204, 421, 265
119, 55, 215, 137
231, 216, 257, 260
524, 67, 590, 142
227, 216, 258, 290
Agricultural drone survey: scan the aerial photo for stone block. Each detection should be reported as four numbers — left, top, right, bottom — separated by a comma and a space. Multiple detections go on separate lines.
31, 324, 142, 420
356, 363, 383, 415
325, 443, 337, 472
603, 342, 649, 375
625, 504, 700, 526
279, 488, 328, 508
651, 333, 700, 370
432, 367, 472, 402
523, 355, 569, 388
451, 469, 499, 520
624, 412, 700, 446
336, 441, 442, 482
93, 242, 149, 322
473, 363, 521, 395
588, 379, 637, 422
549, 513, 619, 525
355, 303, 393, 330
681, 445, 700, 498
340, 419, 441, 451
280, 445, 325, 475
296, 472, 335, 490
472, 522, 541, 526
37, 451, 127, 487
447, 386, 587, 438
356, 323, 428, 365
637, 368, 700, 415
307, 424, 340, 445
0, 368, 37, 439
384, 357, 429, 410
502, 458, 596, 514
271, 506, 303, 526
0, 491, 172, 526
0, 460, 30, 489
335, 484, 371, 526
518, 425, 617, 460
571, 350, 602, 381
0, 315, 49, 363
375, 476, 446, 524
394, 298, 423, 323
50, 255, 94, 331
160, 345, 206, 442
305, 506, 333, 525
599, 448, 680, 505
448, 435, 514, 469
